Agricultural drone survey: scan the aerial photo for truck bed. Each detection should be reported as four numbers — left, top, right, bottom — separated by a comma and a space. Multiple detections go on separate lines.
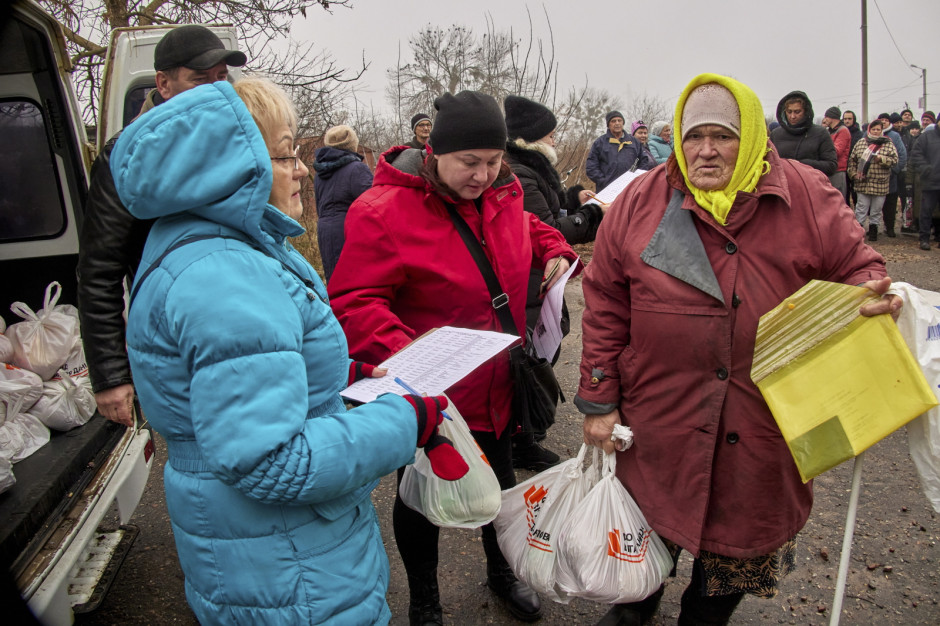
0, 415, 125, 575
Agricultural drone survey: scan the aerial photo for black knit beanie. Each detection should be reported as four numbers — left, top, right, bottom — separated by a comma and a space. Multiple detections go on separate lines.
605, 110, 624, 127
825, 106, 841, 120
429, 91, 507, 155
410, 113, 431, 132
504, 95, 557, 142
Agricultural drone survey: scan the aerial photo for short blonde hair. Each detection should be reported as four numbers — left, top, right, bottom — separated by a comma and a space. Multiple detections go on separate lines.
233, 76, 298, 149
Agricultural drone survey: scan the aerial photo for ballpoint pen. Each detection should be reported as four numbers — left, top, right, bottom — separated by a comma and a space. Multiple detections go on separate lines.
584, 190, 609, 207
394, 377, 453, 420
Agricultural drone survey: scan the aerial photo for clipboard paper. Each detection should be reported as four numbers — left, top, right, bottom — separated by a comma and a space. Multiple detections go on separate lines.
751, 280, 938, 483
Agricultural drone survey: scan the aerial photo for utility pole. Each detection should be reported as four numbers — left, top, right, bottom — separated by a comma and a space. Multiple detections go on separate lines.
861, 0, 868, 123
911, 64, 927, 112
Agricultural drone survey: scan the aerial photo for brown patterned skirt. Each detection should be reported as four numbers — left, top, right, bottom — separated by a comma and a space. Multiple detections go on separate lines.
662, 538, 797, 598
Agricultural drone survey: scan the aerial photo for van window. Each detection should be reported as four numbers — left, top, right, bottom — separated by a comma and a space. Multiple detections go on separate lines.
0, 100, 66, 242
123, 85, 155, 128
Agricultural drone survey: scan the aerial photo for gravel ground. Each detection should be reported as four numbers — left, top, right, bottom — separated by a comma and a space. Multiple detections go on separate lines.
78, 232, 939, 625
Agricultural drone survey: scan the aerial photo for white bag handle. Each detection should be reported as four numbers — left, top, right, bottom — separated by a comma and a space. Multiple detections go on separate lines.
42, 281, 63, 311
9, 281, 62, 322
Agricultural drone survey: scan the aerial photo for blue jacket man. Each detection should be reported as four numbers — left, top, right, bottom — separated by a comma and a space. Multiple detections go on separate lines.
585, 110, 656, 190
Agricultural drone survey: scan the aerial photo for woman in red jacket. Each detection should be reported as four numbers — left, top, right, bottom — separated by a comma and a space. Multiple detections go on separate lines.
329, 90, 577, 625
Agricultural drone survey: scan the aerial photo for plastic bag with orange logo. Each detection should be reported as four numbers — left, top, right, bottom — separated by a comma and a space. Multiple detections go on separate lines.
493, 444, 601, 603
399, 394, 502, 528
554, 451, 672, 603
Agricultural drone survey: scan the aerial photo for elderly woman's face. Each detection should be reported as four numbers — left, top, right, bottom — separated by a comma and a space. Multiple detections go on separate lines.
268, 124, 309, 220
661, 125, 672, 142
682, 124, 740, 191
437, 149, 504, 200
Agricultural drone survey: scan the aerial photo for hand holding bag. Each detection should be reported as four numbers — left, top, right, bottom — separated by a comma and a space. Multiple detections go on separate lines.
399, 395, 502, 528
554, 451, 673, 604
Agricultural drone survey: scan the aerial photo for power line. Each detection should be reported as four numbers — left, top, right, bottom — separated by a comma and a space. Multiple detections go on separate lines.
872, 0, 919, 75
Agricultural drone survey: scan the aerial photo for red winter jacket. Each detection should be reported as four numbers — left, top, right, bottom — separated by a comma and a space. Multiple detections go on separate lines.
329, 146, 577, 435
576, 147, 885, 558
830, 124, 852, 172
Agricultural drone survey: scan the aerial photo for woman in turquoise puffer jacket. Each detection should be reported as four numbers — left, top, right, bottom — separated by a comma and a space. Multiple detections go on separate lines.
110, 78, 456, 625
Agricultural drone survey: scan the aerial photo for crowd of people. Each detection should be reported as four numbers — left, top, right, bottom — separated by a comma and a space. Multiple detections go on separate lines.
70, 23, 928, 626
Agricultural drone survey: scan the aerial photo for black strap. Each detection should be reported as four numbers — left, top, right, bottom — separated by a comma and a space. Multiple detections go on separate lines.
129, 234, 317, 308
445, 203, 520, 338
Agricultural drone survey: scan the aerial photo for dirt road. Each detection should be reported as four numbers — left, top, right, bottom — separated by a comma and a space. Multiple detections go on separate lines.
77, 234, 939, 625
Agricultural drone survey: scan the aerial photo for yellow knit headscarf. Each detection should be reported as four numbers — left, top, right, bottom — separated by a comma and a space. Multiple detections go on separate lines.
673, 73, 771, 225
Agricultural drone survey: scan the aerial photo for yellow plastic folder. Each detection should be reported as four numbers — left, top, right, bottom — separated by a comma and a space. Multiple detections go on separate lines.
751, 280, 938, 483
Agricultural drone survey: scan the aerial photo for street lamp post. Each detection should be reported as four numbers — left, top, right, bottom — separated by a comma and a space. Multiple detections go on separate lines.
911, 64, 927, 112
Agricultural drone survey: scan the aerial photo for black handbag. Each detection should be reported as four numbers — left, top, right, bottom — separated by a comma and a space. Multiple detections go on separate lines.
445, 204, 564, 433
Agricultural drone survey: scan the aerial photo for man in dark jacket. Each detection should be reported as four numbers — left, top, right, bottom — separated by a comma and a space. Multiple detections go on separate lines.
585, 110, 656, 190
910, 123, 940, 250
769, 91, 837, 176
406, 113, 432, 151
822, 106, 851, 201
77, 26, 246, 427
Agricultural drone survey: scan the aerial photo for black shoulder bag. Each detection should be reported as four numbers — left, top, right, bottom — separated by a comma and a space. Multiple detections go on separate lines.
445, 204, 563, 433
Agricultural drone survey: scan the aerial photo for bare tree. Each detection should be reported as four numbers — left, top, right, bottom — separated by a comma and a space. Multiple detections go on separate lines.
38, 0, 363, 126
623, 92, 673, 128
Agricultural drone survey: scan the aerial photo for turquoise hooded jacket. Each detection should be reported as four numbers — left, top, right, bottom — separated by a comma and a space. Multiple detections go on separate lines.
111, 81, 417, 625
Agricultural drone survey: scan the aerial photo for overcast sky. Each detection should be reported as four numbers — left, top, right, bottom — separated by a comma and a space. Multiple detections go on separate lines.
291, 0, 939, 124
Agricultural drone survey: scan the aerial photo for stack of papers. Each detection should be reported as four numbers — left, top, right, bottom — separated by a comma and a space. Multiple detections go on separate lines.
751, 280, 938, 482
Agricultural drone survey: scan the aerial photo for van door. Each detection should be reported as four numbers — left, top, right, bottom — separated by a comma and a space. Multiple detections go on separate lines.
0, 2, 91, 323
98, 25, 241, 145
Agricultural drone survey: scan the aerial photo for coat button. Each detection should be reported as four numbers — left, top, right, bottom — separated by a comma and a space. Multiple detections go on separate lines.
732, 293, 742, 308
512, 191, 518, 197
725, 242, 738, 254
716, 367, 729, 380
591, 376, 600, 384
726, 432, 740, 444
307, 292, 317, 301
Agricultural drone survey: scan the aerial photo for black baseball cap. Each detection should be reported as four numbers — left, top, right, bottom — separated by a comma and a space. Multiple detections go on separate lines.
153, 25, 247, 72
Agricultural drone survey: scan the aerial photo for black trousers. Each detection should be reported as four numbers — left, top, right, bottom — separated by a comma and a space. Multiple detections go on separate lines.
883, 191, 899, 231
393, 428, 516, 575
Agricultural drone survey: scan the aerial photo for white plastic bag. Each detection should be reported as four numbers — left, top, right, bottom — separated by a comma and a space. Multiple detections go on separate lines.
6, 282, 79, 380
0, 363, 50, 462
0, 333, 12, 363
494, 444, 600, 602
554, 451, 673, 604
887, 282, 940, 512
399, 396, 502, 528
32, 368, 96, 431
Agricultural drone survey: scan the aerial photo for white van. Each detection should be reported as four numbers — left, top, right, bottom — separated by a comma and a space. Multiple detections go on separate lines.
0, 3, 236, 623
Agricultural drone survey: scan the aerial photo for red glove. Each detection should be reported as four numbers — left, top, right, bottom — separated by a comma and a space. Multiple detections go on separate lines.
348, 361, 379, 386
402, 395, 469, 481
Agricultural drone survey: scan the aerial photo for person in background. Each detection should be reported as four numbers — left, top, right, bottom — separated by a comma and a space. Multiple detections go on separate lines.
910, 115, 940, 250
111, 76, 466, 625
586, 110, 656, 190
647, 120, 674, 165
408, 113, 432, 151
313, 124, 373, 282
77, 25, 246, 428
631, 120, 656, 163
848, 118, 899, 241
822, 106, 852, 202
769, 90, 837, 176
502, 94, 605, 471
329, 90, 578, 625
922, 111, 937, 130
577, 73, 897, 626
877, 113, 908, 238
843, 109, 864, 207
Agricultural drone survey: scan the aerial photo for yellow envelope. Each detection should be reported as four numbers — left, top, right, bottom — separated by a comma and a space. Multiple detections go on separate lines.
751, 280, 938, 482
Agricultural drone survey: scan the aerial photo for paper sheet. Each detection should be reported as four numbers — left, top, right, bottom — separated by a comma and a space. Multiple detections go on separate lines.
531, 258, 580, 360
751, 280, 938, 482
584, 169, 646, 206
341, 326, 519, 403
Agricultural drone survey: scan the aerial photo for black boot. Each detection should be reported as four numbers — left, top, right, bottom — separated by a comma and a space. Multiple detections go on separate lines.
407, 570, 443, 626
482, 526, 541, 621
886, 226, 896, 237
595, 585, 665, 625
512, 431, 561, 472
868, 224, 878, 241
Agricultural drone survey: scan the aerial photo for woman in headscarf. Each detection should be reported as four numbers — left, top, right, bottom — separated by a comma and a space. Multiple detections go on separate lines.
329, 90, 578, 625
847, 118, 899, 241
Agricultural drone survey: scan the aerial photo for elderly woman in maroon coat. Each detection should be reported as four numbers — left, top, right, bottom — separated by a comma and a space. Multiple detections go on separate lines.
576, 74, 901, 626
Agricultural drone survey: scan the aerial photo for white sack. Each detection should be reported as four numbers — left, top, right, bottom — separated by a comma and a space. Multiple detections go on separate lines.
0, 333, 12, 364
0, 363, 43, 422
7, 282, 79, 380
33, 369, 96, 431
399, 396, 502, 528
887, 282, 940, 512
0, 456, 14, 495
